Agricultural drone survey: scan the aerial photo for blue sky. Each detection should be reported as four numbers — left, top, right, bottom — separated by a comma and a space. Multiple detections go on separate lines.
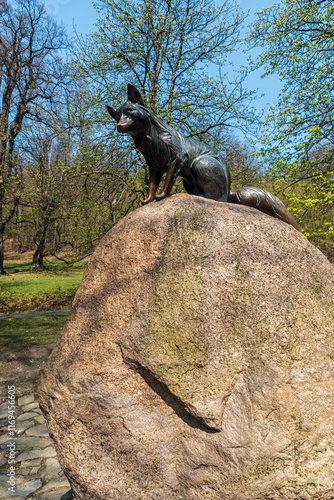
46, 0, 281, 116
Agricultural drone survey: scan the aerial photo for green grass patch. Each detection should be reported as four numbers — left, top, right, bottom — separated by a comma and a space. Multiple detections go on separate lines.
0, 255, 88, 313
0, 315, 68, 351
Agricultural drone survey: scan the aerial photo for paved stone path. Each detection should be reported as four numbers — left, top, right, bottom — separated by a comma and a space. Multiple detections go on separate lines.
0, 393, 71, 499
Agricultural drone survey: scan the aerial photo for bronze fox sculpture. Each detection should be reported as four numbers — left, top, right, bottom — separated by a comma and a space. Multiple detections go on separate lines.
107, 84, 300, 231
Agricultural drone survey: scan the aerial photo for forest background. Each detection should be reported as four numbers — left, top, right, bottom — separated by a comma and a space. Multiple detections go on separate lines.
1, 0, 333, 280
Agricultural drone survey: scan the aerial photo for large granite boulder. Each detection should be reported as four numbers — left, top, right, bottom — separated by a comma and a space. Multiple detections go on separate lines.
38, 194, 334, 499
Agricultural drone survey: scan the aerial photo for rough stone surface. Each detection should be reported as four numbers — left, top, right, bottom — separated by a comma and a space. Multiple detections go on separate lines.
34, 416, 45, 425
21, 402, 40, 413
16, 420, 35, 435
38, 194, 334, 499
41, 457, 63, 479
15, 436, 53, 451
0, 410, 7, 420
32, 490, 71, 500
26, 424, 49, 438
16, 446, 57, 462
10, 479, 42, 498
18, 394, 35, 407
16, 412, 39, 422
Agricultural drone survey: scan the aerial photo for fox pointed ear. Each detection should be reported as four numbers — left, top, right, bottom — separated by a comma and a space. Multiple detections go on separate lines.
106, 105, 117, 121
127, 83, 145, 106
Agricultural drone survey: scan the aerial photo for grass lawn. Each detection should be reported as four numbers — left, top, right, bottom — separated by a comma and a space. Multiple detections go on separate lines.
0, 315, 68, 351
0, 253, 88, 313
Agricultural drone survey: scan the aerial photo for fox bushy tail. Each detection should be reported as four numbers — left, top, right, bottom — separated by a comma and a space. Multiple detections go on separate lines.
228, 187, 301, 232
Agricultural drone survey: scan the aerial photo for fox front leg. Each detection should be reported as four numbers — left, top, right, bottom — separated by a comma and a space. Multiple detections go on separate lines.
142, 168, 163, 205
154, 165, 178, 201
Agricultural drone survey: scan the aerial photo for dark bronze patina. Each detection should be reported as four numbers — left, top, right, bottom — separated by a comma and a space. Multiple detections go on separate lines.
107, 84, 300, 231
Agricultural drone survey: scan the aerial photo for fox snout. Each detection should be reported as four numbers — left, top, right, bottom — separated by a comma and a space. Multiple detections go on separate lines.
116, 115, 133, 133
106, 105, 134, 133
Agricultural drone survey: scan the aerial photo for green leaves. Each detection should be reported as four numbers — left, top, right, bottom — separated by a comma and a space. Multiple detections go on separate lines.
74, 0, 256, 141
250, 0, 334, 240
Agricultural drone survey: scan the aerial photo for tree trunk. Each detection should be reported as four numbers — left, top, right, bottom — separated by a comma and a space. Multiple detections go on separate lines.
31, 225, 48, 271
31, 246, 47, 271
0, 188, 6, 275
0, 194, 19, 275
0, 229, 6, 275
17, 204, 22, 254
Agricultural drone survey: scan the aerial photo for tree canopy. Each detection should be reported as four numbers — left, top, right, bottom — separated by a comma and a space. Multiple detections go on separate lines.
75, 0, 257, 144
250, 0, 334, 238
2, 0, 333, 271
0, 0, 67, 273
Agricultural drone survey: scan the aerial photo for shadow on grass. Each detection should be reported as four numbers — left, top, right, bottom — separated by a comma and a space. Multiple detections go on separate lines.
0, 315, 68, 352
4, 256, 88, 274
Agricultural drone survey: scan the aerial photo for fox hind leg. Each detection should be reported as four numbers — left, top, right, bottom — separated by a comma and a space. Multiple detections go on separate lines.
183, 178, 203, 196
189, 155, 230, 202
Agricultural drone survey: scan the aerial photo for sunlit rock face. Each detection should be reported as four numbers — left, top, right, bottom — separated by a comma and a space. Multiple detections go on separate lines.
38, 194, 334, 500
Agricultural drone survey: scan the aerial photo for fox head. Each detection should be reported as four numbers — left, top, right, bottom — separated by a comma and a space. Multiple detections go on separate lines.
106, 84, 148, 136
